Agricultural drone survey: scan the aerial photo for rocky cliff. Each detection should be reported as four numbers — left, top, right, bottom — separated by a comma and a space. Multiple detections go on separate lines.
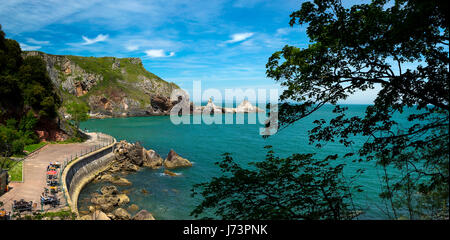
22, 51, 180, 118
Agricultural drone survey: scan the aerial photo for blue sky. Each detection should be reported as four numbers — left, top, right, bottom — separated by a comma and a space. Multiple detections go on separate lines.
0, 0, 379, 104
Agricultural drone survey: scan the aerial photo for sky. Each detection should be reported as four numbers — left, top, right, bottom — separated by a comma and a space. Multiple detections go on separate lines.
0, 0, 380, 104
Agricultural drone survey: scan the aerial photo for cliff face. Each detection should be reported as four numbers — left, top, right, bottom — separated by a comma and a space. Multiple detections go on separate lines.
22, 51, 180, 118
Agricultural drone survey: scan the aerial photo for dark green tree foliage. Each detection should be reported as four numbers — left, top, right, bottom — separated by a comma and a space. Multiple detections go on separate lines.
266, 0, 448, 219
0, 24, 60, 156
191, 147, 358, 220
18, 56, 60, 118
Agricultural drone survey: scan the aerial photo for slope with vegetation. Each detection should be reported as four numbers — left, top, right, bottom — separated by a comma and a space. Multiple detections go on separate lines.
0, 25, 78, 158
22, 51, 180, 118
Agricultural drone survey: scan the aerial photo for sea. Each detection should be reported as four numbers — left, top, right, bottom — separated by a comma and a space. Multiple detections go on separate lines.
78, 104, 421, 219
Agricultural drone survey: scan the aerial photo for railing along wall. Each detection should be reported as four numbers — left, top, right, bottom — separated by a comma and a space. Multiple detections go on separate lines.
61, 133, 117, 217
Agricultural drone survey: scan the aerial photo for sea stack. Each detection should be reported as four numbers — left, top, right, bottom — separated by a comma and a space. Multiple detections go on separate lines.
235, 100, 264, 113
203, 98, 222, 114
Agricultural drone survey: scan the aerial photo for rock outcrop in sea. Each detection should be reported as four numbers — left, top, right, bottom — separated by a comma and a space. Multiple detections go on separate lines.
191, 98, 264, 114
132, 210, 156, 220
164, 149, 193, 169
235, 99, 264, 113
142, 149, 164, 169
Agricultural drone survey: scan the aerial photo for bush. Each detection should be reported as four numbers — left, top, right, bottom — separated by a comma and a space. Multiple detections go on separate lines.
11, 138, 25, 155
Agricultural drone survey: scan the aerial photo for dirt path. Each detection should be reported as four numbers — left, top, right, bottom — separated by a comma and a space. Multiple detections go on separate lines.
0, 133, 111, 214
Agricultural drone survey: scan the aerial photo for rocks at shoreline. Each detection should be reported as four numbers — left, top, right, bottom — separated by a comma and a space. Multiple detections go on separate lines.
83, 140, 191, 220
90, 185, 130, 212
91, 210, 111, 220
164, 169, 178, 176
93, 173, 132, 186
113, 208, 131, 220
128, 204, 139, 213
112, 140, 192, 170
115, 141, 145, 167
142, 149, 163, 169
82, 205, 155, 220
164, 149, 193, 169
133, 210, 155, 220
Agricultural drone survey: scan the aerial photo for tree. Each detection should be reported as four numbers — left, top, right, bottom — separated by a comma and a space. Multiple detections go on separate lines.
66, 101, 89, 134
1, 25, 60, 155
18, 56, 60, 118
265, 0, 448, 219
191, 147, 359, 220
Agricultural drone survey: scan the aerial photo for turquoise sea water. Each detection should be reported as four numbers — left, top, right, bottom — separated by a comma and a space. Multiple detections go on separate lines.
78, 104, 417, 219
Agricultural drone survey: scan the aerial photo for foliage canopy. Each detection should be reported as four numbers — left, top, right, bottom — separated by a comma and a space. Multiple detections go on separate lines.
194, 0, 448, 220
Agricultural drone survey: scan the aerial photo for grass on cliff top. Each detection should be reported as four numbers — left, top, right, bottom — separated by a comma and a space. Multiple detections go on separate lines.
66, 55, 176, 86
63, 55, 180, 109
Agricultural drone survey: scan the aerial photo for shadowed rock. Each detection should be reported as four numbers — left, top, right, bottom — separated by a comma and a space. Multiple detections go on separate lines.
164, 149, 192, 169
90, 185, 130, 212
142, 149, 163, 169
92, 210, 110, 220
113, 208, 131, 220
133, 210, 155, 220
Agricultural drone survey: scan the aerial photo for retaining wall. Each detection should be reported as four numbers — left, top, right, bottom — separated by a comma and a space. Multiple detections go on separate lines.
62, 138, 116, 217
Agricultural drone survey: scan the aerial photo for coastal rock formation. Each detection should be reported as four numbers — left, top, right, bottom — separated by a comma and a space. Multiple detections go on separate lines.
87, 141, 190, 219
133, 210, 155, 220
127, 204, 139, 213
111, 140, 167, 171
91, 210, 111, 220
202, 98, 222, 114
22, 51, 181, 118
150, 95, 174, 114
191, 99, 264, 114
108, 141, 144, 174
93, 173, 132, 186
164, 169, 178, 177
79, 215, 93, 220
142, 149, 164, 169
113, 208, 131, 220
164, 149, 192, 169
90, 185, 130, 212
115, 141, 144, 166
235, 100, 264, 113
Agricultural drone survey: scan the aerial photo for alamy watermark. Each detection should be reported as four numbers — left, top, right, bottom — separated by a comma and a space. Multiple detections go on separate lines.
169, 81, 279, 136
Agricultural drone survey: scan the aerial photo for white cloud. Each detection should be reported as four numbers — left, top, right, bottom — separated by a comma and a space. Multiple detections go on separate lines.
81, 34, 109, 45
225, 32, 254, 44
145, 49, 175, 58
275, 27, 306, 36
0, 0, 226, 35
125, 44, 139, 51
26, 38, 50, 45
19, 42, 41, 51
